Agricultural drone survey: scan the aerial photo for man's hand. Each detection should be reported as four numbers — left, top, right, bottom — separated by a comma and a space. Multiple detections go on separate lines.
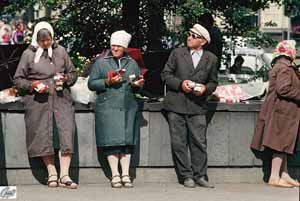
193, 84, 206, 96
181, 80, 193, 93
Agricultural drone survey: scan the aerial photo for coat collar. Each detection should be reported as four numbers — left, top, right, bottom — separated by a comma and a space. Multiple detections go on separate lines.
276, 57, 292, 68
182, 47, 195, 72
104, 50, 132, 69
104, 50, 131, 60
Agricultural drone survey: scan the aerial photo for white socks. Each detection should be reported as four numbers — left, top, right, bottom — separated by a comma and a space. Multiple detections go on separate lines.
107, 154, 131, 177
120, 154, 131, 176
107, 155, 120, 176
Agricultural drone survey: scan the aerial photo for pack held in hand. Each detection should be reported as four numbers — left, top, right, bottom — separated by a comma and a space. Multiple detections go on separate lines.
53, 73, 64, 91
31, 81, 49, 93
107, 68, 127, 79
129, 74, 144, 85
187, 81, 203, 92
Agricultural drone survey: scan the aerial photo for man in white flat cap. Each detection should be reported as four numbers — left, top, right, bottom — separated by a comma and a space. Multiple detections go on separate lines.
88, 30, 144, 188
161, 24, 218, 188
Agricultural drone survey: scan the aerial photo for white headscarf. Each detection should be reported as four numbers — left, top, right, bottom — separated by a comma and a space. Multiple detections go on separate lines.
31, 21, 54, 63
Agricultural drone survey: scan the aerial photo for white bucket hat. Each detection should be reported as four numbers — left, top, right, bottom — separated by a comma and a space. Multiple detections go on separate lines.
190, 24, 211, 44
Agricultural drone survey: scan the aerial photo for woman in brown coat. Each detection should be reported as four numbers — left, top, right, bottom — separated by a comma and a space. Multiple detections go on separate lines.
251, 40, 300, 188
14, 21, 78, 189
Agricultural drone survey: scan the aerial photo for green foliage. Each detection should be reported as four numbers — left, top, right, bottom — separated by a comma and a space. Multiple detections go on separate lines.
53, 0, 185, 55
283, 0, 300, 17
0, 0, 65, 16
176, 0, 207, 33
70, 52, 90, 77
242, 27, 276, 48
0, 0, 34, 15
53, 0, 123, 57
2, 0, 297, 75
176, 0, 277, 48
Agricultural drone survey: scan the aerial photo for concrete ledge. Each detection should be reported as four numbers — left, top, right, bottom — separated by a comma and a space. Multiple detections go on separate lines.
0, 101, 263, 112
1, 168, 268, 185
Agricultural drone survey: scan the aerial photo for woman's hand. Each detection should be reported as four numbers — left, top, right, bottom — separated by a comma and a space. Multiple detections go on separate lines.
31, 80, 49, 93
131, 75, 145, 88
105, 74, 123, 86
54, 73, 66, 90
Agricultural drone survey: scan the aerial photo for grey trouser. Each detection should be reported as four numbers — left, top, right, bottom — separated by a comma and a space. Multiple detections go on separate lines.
167, 112, 208, 182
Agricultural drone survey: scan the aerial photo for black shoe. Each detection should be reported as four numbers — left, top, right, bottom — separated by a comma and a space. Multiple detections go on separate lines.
183, 178, 196, 188
195, 177, 214, 188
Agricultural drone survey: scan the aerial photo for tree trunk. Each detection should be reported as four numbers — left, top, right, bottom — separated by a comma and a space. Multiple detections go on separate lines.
122, 0, 140, 48
147, 0, 164, 50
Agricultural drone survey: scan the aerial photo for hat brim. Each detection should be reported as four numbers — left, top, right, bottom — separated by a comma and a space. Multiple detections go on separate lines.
111, 43, 127, 48
189, 28, 210, 44
189, 29, 202, 37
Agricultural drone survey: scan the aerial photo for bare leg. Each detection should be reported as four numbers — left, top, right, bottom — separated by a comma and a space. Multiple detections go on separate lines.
58, 151, 78, 189
120, 154, 133, 187
269, 153, 284, 183
42, 155, 58, 187
281, 155, 300, 186
107, 154, 122, 187
268, 153, 293, 187
107, 154, 120, 177
120, 154, 131, 177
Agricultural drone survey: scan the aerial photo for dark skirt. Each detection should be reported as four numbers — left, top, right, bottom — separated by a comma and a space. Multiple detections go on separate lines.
53, 117, 60, 149
99, 145, 135, 156
295, 124, 300, 152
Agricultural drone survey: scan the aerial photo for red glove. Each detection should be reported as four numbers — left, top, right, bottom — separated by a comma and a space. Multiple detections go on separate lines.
31, 81, 49, 93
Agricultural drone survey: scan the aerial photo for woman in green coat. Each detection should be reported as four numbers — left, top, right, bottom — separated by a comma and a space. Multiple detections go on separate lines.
88, 30, 144, 188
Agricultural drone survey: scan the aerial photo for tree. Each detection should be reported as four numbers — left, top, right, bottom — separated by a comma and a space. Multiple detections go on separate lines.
53, 0, 123, 57
122, 0, 140, 47
2, 0, 300, 56
175, 0, 284, 47
54, 0, 181, 55
0, 0, 64, 16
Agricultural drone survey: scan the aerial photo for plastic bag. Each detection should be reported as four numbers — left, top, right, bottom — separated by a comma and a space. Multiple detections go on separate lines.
0, 88, 21, 104
70, 77, 96, 104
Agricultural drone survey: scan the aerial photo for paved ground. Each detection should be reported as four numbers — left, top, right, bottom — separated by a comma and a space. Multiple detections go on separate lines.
12, 183, 299, 201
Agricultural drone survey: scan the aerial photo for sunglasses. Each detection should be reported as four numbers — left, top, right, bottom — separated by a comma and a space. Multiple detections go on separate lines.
188, 32, 202, 39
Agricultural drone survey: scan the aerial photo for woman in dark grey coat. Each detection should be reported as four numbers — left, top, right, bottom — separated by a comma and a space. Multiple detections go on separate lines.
88, 30, 144, 188
14, 22, 78, 189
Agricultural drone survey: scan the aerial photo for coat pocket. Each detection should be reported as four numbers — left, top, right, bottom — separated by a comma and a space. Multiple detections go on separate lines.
96, 93, 111, 104
251, 116, 267, 156
96, 92, 122, 107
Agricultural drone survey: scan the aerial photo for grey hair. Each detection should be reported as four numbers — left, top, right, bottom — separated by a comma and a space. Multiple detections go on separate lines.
37, 28, 52, 41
